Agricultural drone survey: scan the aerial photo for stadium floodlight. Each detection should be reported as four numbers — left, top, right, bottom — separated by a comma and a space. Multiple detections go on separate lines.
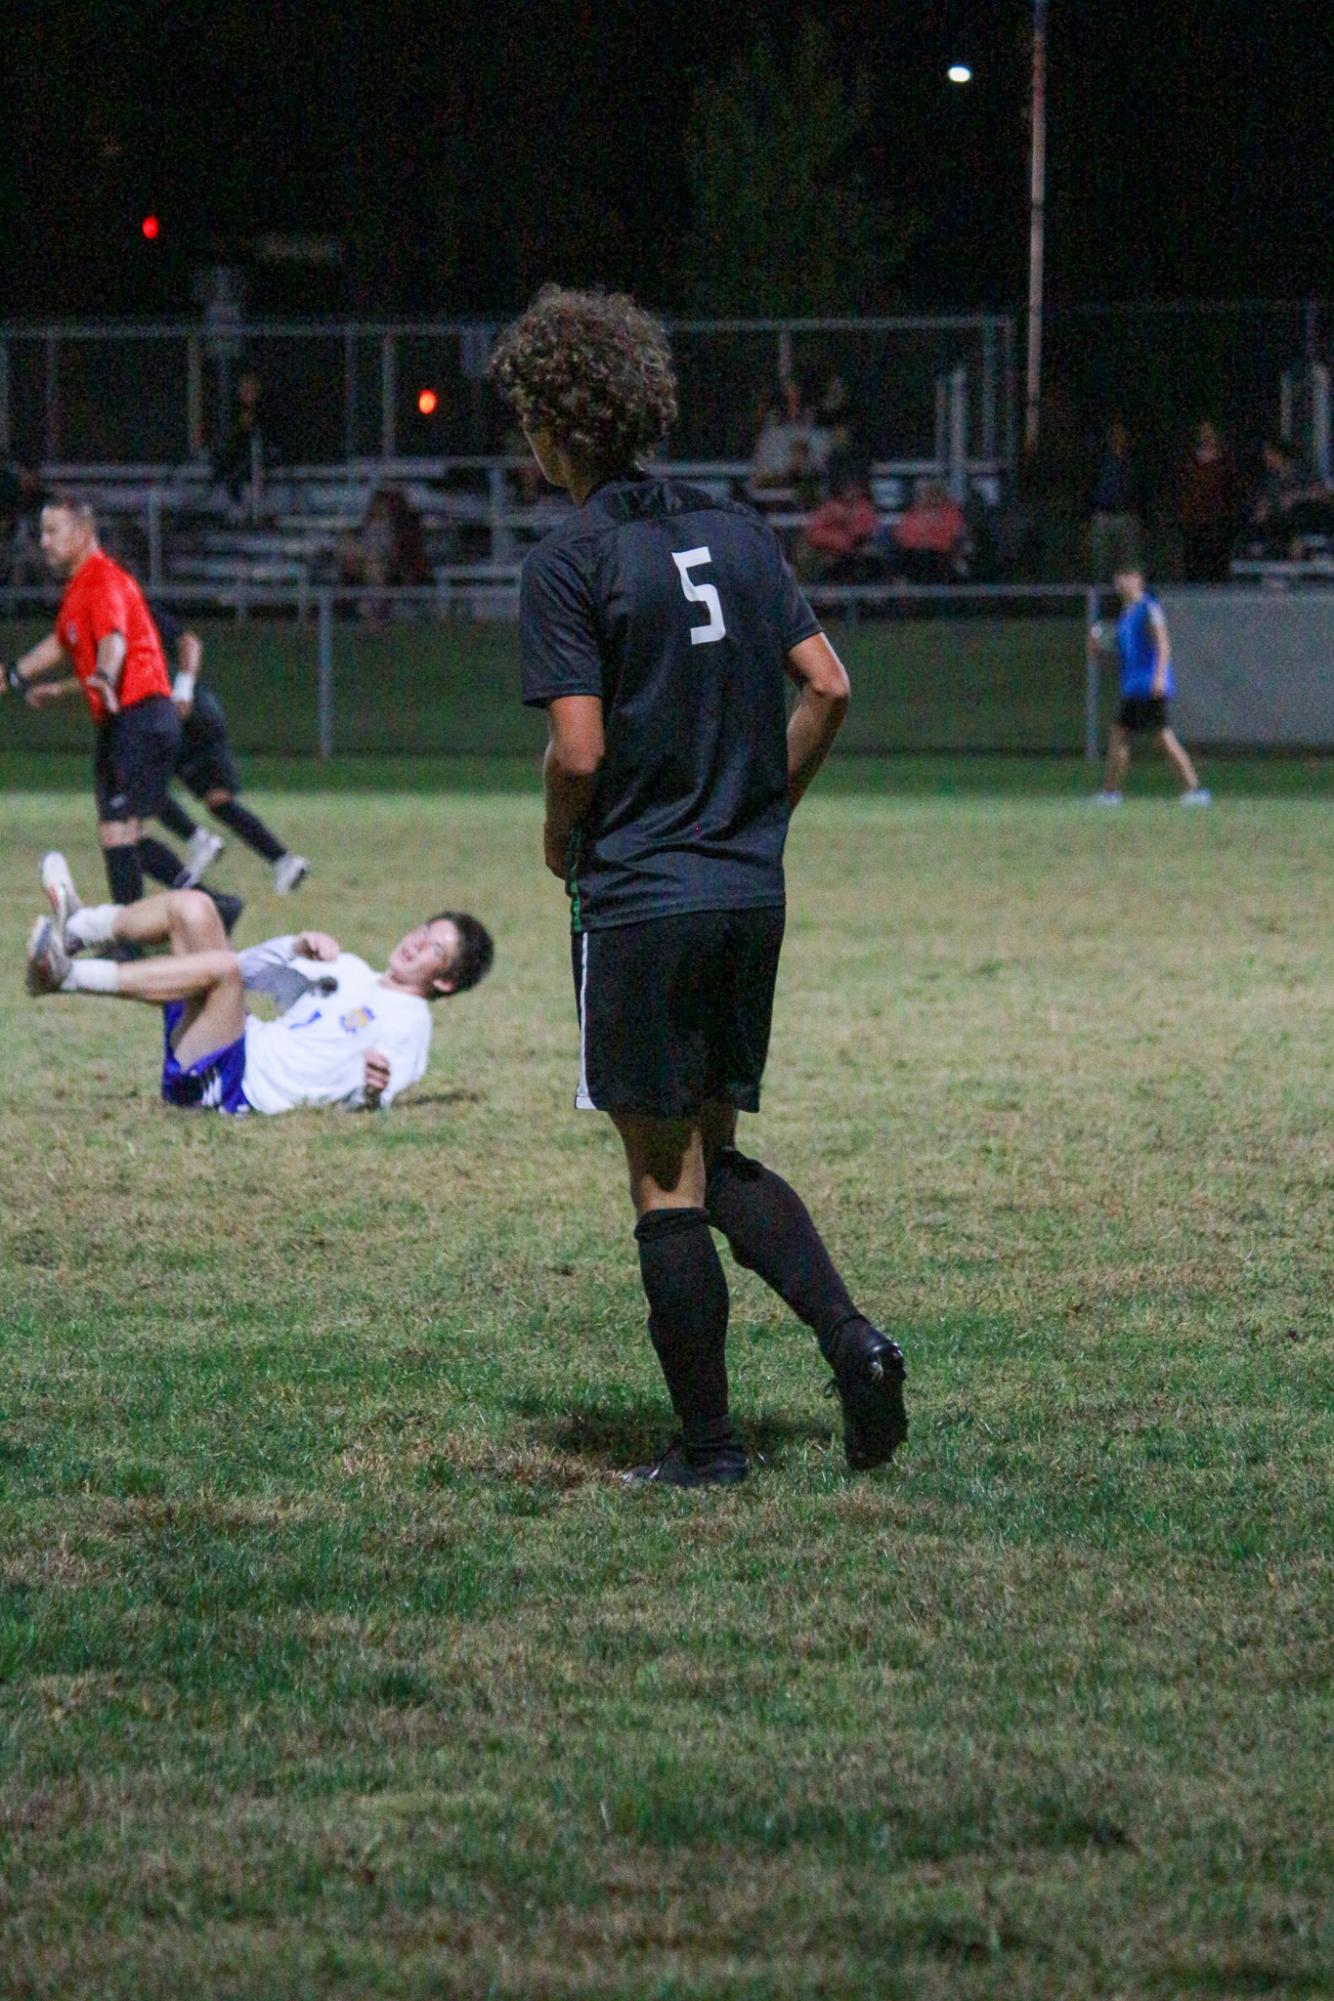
947, 64, 972, 84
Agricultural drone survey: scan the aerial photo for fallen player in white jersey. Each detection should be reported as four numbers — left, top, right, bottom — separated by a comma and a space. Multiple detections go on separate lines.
25, 853, 493, 1115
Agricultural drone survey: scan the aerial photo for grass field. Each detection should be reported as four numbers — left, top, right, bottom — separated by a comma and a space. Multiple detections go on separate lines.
2, 763, 1333, 1998
1, 607, 1096, 757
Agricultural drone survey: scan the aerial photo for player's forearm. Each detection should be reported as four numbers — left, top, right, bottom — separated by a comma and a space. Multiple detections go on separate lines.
9, 634, 66, 684
786, 685, 848, 811
543, 741, 597, 852
95, 632, 127, 686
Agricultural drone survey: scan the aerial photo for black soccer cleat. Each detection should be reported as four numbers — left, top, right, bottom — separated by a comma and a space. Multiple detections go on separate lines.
828, 1321, 908, 1471
210, 890, 245, 937
623, 1435, 750, 1489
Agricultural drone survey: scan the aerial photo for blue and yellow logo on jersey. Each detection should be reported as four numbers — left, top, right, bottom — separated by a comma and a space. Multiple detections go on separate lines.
340, 1005, 375, 1034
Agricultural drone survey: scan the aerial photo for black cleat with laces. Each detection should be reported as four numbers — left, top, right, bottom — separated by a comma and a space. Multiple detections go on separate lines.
623, 1434, 750, 1488
828, 1320, 908, 1471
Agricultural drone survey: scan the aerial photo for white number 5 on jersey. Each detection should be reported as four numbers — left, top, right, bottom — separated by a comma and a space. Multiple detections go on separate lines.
672, 546, 726, 646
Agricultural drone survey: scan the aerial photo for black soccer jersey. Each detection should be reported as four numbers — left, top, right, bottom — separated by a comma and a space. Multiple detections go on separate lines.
520, 473, 821, 931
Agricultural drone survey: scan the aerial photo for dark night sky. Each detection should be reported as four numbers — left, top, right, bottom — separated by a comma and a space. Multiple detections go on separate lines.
4, 0, 1331, 321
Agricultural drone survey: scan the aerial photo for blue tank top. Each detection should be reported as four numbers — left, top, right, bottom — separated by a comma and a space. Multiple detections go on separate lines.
1116, 594, 1173, 699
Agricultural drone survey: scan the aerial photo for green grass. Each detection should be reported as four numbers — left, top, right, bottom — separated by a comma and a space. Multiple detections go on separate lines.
2, 610, 1095, 757
2, 766, 1333, 1998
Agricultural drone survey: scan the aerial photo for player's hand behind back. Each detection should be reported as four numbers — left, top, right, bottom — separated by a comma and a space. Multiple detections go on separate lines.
294, 930, 340, 961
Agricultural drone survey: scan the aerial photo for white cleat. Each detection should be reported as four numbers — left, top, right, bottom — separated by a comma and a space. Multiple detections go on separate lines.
40, 850, 81, 935
1180, 788, 1212, 807
180, 829, 225, 886
272, 852, 310, 895
26, 914, 71, 996
1090, 790, 1123, 806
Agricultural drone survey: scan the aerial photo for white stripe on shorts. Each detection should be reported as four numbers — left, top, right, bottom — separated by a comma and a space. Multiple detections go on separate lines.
574, 931, 596, 1111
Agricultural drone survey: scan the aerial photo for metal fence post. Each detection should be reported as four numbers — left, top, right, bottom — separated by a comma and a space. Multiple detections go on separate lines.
44, 335, 59, 460
186, 336, 204, 458
380, 333, 396, 460
1084, 585, 1101, 765
948, 366, 968, 500
317, 590, 334, 760
147, 491, 163, 588
0, 341, 9, 455
344, 327, 358, 460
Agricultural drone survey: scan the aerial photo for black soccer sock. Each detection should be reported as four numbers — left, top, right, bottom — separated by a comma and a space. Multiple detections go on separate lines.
705, 1147, 860, 1363
634, 1207, 735, 1454
103, 841, 145, 905
157, 794, 199, 842
137, 835, 189, 887
212, 797, 285, 864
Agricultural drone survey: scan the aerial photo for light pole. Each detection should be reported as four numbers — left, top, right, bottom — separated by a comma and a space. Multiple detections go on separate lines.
1025, 0, 1048, 453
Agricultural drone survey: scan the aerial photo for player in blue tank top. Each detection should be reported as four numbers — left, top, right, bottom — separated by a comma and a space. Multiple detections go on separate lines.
1092, 568, 1211, 805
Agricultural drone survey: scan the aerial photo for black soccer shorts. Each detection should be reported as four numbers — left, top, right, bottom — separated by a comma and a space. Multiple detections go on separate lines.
570, 905, 786, 1119
93, 695, 182, 822
176, 687, 241, 797
1117, 694, 1170, 732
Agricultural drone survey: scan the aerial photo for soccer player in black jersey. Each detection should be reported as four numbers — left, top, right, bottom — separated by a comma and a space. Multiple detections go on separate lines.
493, 287, 906, 1488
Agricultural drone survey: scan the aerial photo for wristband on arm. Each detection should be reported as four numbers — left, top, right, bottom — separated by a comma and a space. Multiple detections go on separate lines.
172, 671, 197, 703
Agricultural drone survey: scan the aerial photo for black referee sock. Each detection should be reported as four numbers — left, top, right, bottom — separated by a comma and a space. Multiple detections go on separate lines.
137, 835, 188, 887
103, 842, 145, 905
157, 795, 200, 842
212, 798, 285, 864
634, 1207, 736, 1455
705, 1147, 859, 1363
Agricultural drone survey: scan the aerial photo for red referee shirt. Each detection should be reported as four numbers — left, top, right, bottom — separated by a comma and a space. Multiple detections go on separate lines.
55, 550, 172, 724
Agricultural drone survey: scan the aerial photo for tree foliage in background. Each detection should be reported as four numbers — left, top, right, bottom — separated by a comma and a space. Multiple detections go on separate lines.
682, 20, 917, 317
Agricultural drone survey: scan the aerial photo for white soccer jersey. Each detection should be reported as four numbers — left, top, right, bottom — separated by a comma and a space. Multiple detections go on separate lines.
240, 951, 431, 1115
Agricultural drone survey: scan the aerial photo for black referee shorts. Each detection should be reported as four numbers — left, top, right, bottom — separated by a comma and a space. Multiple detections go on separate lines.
570, 905, 785, 1120
1117, 694, 1170, 733
176, 688, 240, 797
93, 695, 181, 823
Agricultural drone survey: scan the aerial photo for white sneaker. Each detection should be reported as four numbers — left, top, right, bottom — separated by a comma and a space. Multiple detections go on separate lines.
272, 852, 310, 895
1180, 788, 1212, 807
39, 851, 81, 939
26, 914, 71, 995
1090, 790, 1123, 806
181, 828, 225, 886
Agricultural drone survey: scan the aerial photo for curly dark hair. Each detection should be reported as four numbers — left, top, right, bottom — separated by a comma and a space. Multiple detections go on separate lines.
489, 285, 678, 475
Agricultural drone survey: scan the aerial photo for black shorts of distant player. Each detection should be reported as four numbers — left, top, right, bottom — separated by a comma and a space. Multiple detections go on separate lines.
572, 907, 785, 1119
93, 694, 181, 822
1117, 694, 1170, 733
175, 687, 241, 797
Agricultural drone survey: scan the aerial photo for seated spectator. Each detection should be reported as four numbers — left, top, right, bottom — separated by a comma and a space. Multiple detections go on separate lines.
213, 369, 272, 507
792, 469, 885, 584
1088, 417, 1144, 581
812, 370, 861, 483
339, 485, 431, 614
748, 377, 816, 495
1251, 439, 1303, 523
1176, 419, 1237, 580
885, 478, 970, 583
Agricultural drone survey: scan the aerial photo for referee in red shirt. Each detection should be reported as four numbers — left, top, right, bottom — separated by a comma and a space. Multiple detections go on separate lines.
3, 492, 184, 908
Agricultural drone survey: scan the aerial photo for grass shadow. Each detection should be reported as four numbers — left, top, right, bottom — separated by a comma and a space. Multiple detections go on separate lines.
512, 1395, 834, 1470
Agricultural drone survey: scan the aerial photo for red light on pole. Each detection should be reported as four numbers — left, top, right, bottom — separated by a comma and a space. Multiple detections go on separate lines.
417, 387, 439, 416
141, 214, 160, 240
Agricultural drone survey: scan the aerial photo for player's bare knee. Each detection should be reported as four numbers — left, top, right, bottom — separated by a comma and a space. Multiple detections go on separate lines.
171, 888, 226, 950
204, 787, 233, 810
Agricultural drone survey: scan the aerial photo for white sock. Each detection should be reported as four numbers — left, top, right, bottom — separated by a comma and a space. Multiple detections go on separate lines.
64, 959, 121, 995
67, 903, 120, 949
